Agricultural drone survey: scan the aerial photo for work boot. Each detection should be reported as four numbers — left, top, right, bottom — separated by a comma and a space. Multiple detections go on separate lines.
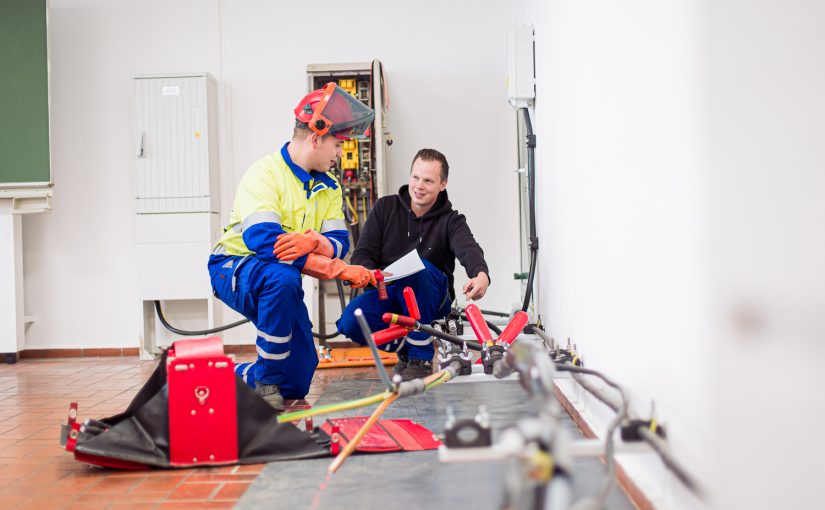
399, 358, 433, 381
255, 383, 285, 412
392, 352, 409, 378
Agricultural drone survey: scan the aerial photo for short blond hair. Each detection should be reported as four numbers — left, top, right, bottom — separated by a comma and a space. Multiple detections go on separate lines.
412, 148, 449, 181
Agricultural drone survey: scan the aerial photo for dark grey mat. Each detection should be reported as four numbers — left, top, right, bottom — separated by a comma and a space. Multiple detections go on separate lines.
236, 377, 634, 509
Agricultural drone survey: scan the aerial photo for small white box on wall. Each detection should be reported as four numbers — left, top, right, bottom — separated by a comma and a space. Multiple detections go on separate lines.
507, 25, 535, 108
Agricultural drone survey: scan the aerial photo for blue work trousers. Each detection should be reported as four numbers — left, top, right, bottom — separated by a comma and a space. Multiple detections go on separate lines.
336, 259, 451, 361
208, 254, 317, 399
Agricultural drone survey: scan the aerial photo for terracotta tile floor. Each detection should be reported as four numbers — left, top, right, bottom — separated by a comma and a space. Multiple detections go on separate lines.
0, 356, 368, 510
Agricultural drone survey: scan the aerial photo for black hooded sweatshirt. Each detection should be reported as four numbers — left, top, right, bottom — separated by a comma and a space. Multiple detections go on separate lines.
351, 185, 489, 300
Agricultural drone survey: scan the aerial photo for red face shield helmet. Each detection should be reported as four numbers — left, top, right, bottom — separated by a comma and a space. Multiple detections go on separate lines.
294, 83, 375, 140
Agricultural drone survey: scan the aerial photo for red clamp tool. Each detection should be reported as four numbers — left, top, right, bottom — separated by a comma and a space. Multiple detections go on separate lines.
372, 286, 420, 346
465, 305, 529, 374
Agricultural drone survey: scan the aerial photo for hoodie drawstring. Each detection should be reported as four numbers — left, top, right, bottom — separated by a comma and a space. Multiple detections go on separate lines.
407, 212, 423, 244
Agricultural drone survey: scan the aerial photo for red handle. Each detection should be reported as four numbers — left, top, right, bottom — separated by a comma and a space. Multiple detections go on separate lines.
403, 287, 420, 320
375, 270, 388, 300
465, 304, 493, 344
382, 313, 417, 328
372, 325, 409, 346
498, 311, 529, 345
330, 424, 341, 455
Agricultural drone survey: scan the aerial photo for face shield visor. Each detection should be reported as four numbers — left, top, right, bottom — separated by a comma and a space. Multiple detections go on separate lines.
295, 83, 375, 140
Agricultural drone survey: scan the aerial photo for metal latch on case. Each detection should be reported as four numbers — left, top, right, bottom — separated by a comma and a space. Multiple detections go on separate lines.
195, 387, 210, 406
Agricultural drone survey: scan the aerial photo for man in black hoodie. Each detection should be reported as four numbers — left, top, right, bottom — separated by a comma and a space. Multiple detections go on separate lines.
336, 148, 490, 380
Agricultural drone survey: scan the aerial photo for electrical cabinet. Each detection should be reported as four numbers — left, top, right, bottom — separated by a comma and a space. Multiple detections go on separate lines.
306, 60, 390, 221
304, 60, 391, 343
132, 73, 221, 358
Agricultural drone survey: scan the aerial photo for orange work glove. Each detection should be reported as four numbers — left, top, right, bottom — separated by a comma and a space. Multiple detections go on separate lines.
339, 264, 374, 288
273, 229, 333, 260
301, 254, 377, 289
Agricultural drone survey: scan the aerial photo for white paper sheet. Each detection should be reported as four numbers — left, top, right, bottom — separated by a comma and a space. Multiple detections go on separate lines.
382, 249, 425, 282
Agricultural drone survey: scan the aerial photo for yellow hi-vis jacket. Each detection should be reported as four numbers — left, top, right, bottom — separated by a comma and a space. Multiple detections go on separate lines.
212, 143, 350, 269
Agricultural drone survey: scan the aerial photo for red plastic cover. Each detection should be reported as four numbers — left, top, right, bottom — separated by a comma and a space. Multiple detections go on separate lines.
167, 340, 238, 466
321, 417, 440, 453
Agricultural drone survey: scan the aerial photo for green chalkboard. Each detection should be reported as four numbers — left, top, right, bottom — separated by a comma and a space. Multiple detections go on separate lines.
0, 0, 50, 188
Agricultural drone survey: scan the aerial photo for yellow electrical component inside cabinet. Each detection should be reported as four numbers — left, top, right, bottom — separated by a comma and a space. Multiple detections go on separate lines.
338, 79, 357, 97
341, 139, 359, 170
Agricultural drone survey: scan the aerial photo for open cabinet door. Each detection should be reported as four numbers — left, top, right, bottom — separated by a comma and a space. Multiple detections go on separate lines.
372, 59, 391, 198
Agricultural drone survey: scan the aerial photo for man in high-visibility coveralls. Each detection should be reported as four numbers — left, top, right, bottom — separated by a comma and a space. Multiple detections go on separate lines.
208, 83, 377, 411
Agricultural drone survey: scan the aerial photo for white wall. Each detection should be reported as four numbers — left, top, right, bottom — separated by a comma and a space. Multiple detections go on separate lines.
22, 0, 521, 349
23, 0, 221, 349
706, 1, 825, 508
519, 0, 825, 508
535, 1, 711, 505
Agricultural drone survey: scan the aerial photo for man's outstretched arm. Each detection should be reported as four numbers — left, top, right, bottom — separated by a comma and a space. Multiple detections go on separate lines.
448, 213, 490, 301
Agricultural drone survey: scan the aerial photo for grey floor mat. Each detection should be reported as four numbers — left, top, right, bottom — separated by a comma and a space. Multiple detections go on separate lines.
236, 377, 634, 509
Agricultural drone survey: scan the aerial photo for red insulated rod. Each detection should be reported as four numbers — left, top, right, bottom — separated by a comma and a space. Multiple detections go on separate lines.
465, 304, 493, 345
382, 313, 418, 328
497, 311, 529, 345
371, 324, 409, 346
402, 287, 420, 320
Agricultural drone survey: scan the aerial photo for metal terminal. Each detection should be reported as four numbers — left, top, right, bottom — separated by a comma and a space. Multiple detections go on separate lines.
445, 406, 456, 429
475, 405, 490, 429
444, 414, 492, 448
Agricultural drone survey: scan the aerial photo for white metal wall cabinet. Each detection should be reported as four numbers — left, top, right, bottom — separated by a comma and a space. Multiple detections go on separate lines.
132, 73, 221, 358
133, 74, 219, 214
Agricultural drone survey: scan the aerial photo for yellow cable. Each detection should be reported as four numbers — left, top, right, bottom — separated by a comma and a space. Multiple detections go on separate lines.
345, 195, 359, 225
425, 372, 449, 390
277, 391, 391, 423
